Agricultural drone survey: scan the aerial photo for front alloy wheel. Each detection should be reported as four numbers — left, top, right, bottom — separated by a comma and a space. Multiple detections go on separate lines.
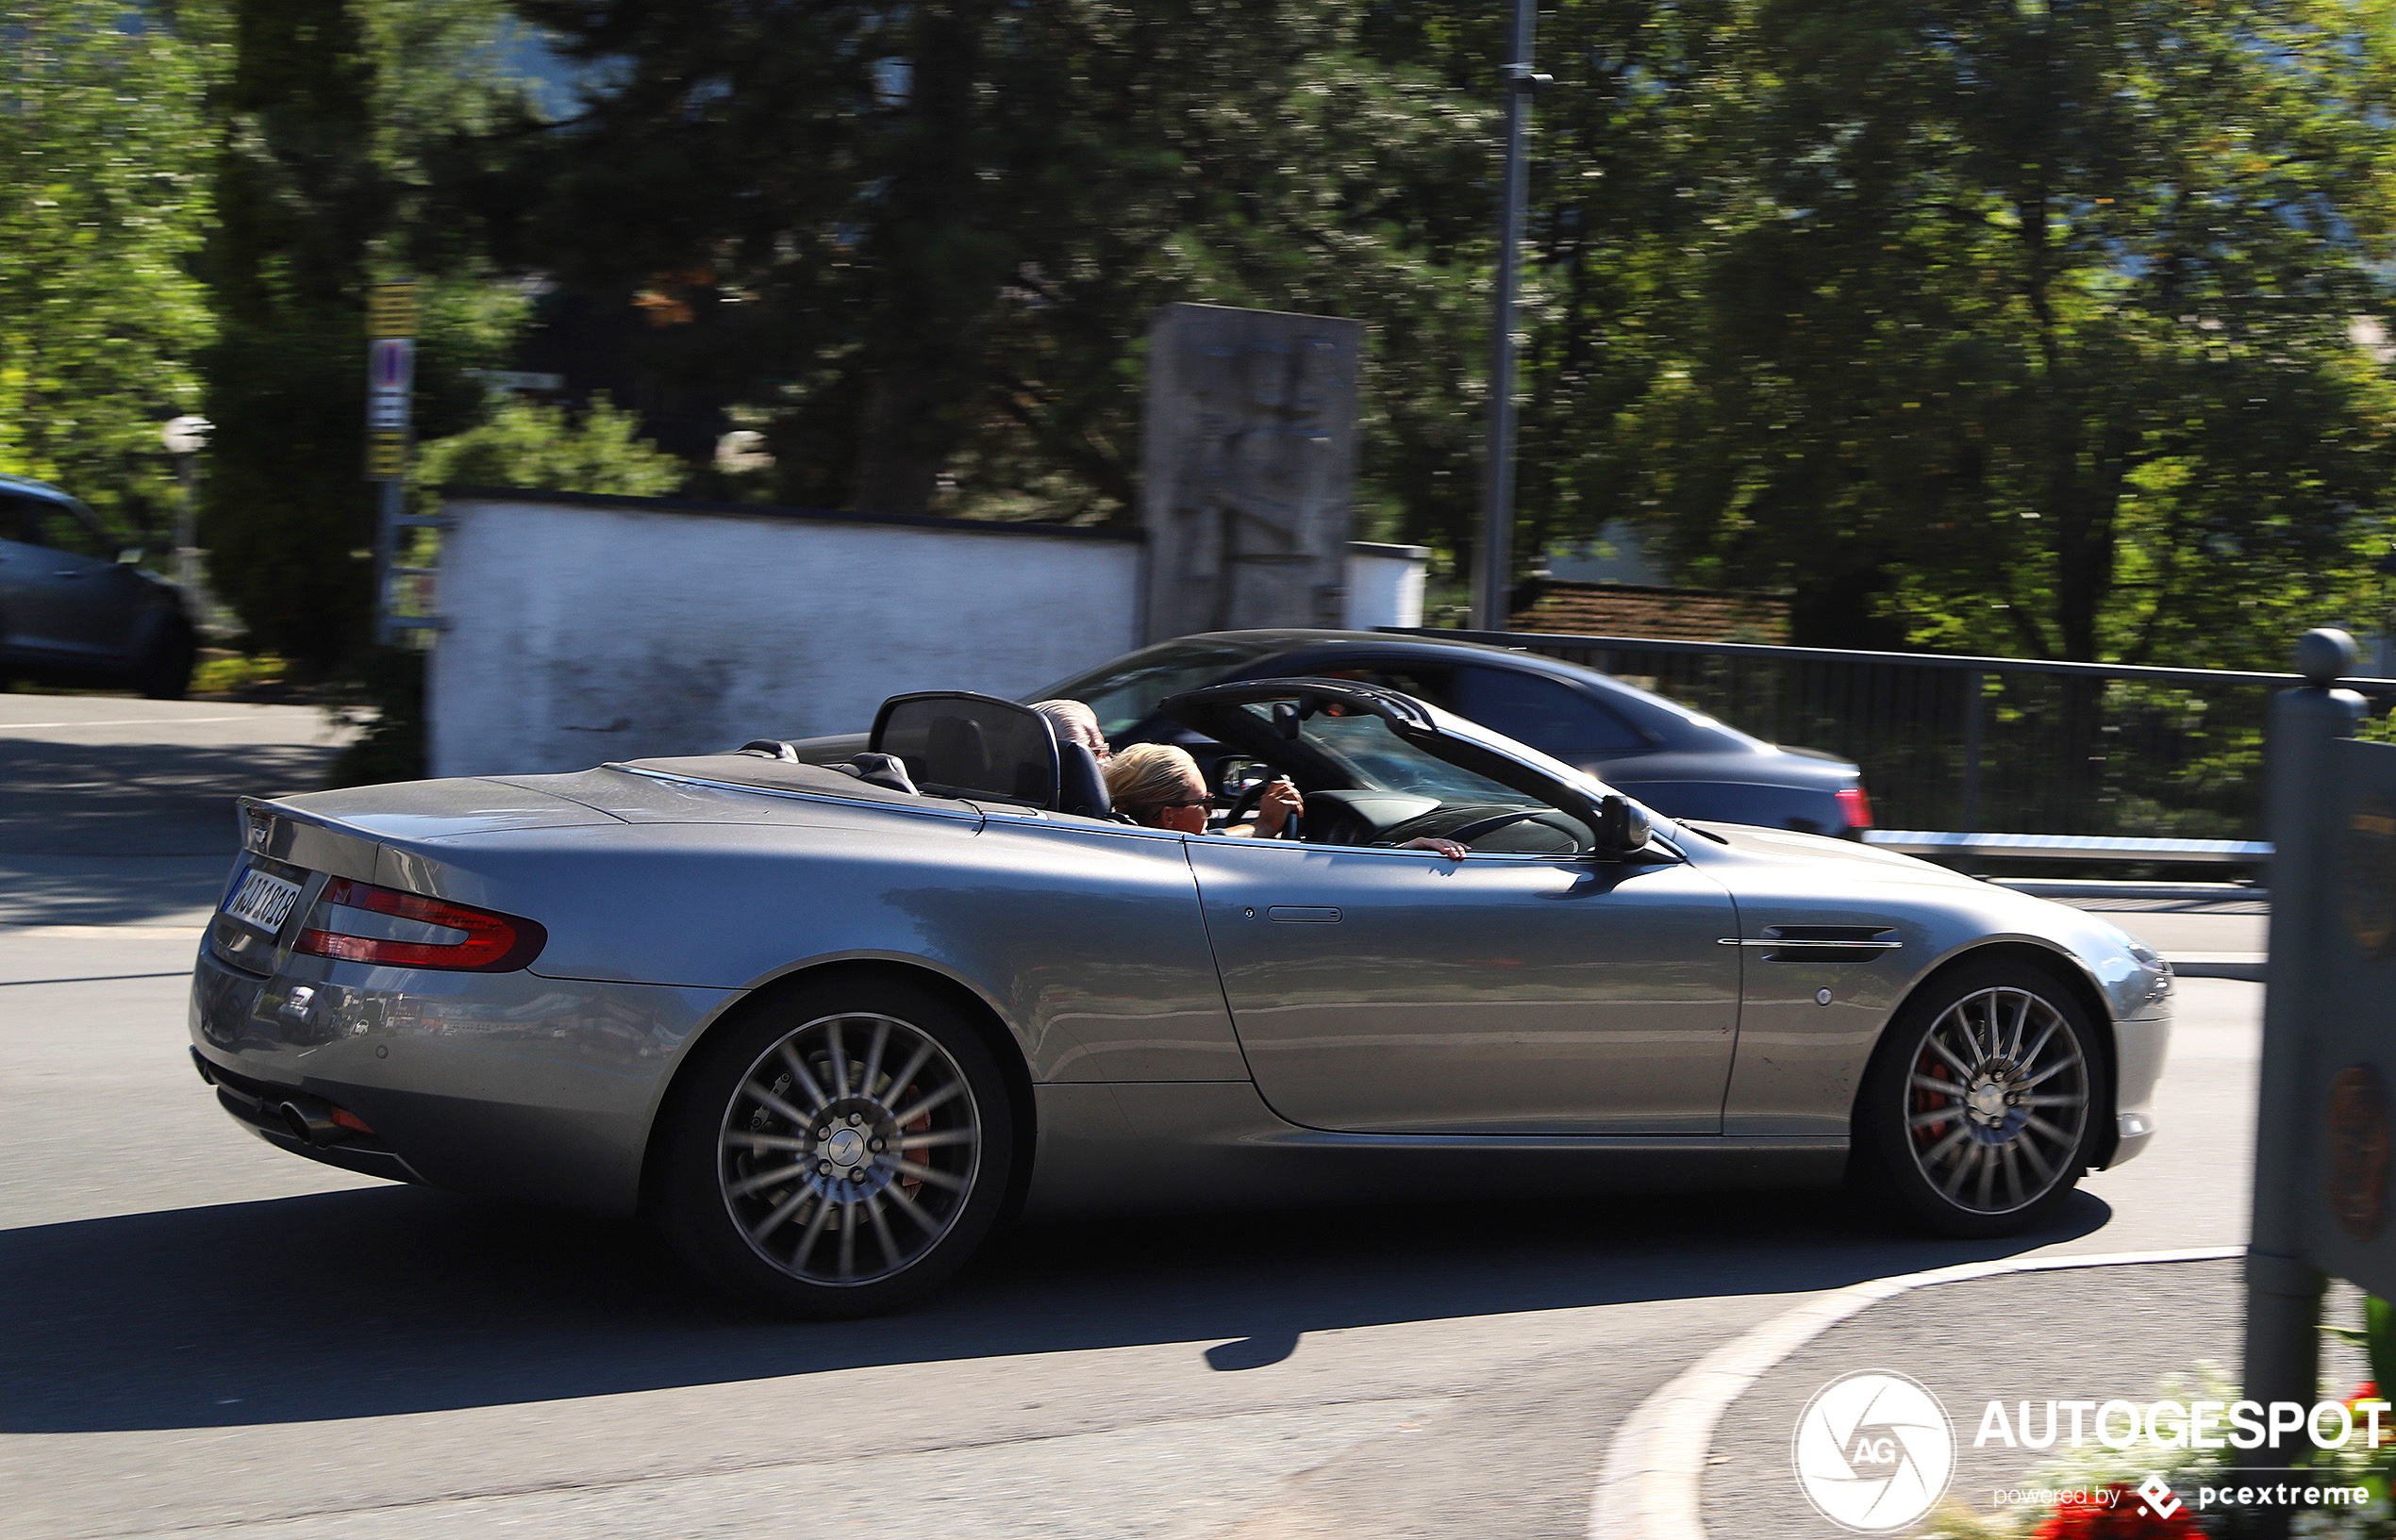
656, 978, 1012, 1316
1856, 962, 2104, 1237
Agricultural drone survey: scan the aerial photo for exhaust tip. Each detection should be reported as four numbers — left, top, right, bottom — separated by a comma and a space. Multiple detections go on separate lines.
278, 1099, 340, 1147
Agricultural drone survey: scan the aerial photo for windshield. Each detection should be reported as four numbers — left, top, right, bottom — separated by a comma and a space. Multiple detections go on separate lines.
1241, 702, 1539, 806
1033, 638, 1273, 737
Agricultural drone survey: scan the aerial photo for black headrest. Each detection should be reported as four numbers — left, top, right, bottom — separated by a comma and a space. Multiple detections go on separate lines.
1056, 742, 1110, 818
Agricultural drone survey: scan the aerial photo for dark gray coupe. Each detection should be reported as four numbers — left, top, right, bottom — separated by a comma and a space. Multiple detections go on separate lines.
190, 680, 2170, 1316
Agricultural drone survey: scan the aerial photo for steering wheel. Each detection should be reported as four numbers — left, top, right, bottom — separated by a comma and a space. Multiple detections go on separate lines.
1439, 809, 1543, 846
1221, 775, 1303, 839
1223, 777, 1272, 826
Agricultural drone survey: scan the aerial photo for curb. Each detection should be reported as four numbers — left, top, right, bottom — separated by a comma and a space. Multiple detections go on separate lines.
1585, 1245, 2243, 1540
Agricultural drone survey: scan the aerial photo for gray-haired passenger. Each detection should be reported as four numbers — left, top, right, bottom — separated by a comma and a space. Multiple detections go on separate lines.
1029, 699, 1108, 765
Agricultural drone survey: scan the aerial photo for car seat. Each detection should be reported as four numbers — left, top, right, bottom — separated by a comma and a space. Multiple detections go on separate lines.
1055, 743, 1111, 819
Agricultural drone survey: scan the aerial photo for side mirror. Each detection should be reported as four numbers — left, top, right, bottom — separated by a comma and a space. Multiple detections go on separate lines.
1592, 793, 1653, 857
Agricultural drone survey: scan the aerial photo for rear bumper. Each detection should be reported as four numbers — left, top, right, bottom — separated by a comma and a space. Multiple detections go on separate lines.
188, 945, 741, 1216
191, 1047, 429, 1185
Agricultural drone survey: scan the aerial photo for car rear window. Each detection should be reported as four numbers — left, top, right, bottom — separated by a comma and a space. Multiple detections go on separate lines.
1452, 668, 1648, 759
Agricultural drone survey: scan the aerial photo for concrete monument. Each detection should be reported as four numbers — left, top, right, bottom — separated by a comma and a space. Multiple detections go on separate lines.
1139, 303, 1364, 641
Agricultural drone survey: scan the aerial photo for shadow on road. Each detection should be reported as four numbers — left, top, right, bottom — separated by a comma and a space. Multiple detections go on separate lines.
0, 735, 340, 860
0, 726, 346, 924
0, 1179, 2108, 1434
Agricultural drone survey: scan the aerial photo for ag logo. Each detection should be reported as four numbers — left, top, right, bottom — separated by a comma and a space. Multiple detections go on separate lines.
1790, 1370, 1955, 1533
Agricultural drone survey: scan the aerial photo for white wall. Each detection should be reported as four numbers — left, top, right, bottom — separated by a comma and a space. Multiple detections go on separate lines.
431, 494, 1143, 776
1346, 542, 1429, 631
429, 491, 1429, 778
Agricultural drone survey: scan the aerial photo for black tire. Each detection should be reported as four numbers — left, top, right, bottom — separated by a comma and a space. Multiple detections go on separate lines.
1852, 958, 2107, 1238
137, 621, 196, 700
651, 974, 1015, 1318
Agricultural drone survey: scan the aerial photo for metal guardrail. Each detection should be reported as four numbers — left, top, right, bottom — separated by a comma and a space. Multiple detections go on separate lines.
1864, 830, 2271, 864
1393, 626, 2396, 852
1416, 626, 2396, 692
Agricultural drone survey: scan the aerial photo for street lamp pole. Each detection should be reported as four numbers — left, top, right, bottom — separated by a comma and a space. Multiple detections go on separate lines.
159, 416, 211, 595
1473, 0, 1545, 633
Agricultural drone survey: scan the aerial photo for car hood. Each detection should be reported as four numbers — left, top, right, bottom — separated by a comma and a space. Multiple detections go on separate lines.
1678, 820, 1986, 888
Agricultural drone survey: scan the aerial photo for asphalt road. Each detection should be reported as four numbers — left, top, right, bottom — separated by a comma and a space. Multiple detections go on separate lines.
0, 694, 2268, 1540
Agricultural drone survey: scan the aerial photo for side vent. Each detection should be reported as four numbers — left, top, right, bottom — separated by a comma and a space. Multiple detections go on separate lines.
1716, 925, 1902, 962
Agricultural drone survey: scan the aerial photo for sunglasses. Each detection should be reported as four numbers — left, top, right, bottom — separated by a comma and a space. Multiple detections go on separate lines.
1134, 799, 1211, 811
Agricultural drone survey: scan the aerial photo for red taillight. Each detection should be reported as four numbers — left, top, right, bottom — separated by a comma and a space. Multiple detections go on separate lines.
295, 879, 546, 972
1836, 786, 1874, 830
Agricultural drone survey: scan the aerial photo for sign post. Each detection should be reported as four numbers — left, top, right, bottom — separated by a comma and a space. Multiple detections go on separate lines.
365, 281, 428, 646
2247, 627, 2374, 1533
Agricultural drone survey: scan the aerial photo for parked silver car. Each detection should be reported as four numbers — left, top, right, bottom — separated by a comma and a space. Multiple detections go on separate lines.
0, 474, 195, 697
189, 679, 2171, 1317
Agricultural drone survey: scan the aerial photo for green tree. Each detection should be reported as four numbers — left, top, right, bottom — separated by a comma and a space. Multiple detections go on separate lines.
0, 1, 219, 543
500, 0, 1489, 527
412, 392, 682, 497
1610, 0, 2396, 665
202, 0, 532, 677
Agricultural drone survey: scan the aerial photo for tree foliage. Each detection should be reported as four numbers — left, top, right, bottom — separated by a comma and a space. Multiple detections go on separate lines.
0, 1, 217, 543
13, 0, 2396, 684
412, 391, 681, 496
1590, 0, 2396, 662
501, 0, 1491, 526
201, 0, 528, 675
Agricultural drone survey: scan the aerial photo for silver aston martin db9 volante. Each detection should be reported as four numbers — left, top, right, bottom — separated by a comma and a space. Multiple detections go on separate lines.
189, 678, 2171, 1316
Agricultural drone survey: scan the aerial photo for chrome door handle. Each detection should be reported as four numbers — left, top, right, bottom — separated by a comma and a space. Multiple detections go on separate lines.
53, 569, 83, 577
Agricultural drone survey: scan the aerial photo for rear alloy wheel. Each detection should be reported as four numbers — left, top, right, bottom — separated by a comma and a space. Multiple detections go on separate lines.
1855, 961, 2104, 1238
655, 978, 1012, 1317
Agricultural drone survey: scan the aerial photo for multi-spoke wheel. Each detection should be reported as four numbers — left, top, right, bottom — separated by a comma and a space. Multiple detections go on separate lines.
653, 977, 1014, 1316
1854, 961, 2105, 1237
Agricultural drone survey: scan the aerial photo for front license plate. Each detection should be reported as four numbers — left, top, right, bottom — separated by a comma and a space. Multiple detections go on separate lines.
224, 868, 304, 935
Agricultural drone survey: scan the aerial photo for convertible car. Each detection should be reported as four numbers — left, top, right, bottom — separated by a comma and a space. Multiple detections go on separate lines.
188, 679, 2171, 1316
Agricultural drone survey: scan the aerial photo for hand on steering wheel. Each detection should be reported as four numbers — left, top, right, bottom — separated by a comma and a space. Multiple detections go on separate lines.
1223, 778, 1272, 826
1222, 775, 1303, 838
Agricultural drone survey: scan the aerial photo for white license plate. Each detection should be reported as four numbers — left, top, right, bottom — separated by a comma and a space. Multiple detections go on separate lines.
224, 868, 304, 935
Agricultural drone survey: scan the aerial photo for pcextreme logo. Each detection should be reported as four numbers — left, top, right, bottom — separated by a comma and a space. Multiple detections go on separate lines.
1791, 1370, 1957, 1533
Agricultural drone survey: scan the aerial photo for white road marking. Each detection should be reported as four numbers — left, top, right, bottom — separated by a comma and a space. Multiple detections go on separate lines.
2, 924, 207, 939
0, 716, 258, 730
1586, 1246, 2242, 1540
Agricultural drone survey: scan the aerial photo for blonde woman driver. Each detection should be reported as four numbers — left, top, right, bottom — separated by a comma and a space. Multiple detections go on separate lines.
1103, 743, 1466, 858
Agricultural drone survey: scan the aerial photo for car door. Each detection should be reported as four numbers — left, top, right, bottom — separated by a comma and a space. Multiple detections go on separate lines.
1166, 685, 1745, 1134
0, 493, 67, 654
1185, 836, 1742, 1134
23, 496, 140, 655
